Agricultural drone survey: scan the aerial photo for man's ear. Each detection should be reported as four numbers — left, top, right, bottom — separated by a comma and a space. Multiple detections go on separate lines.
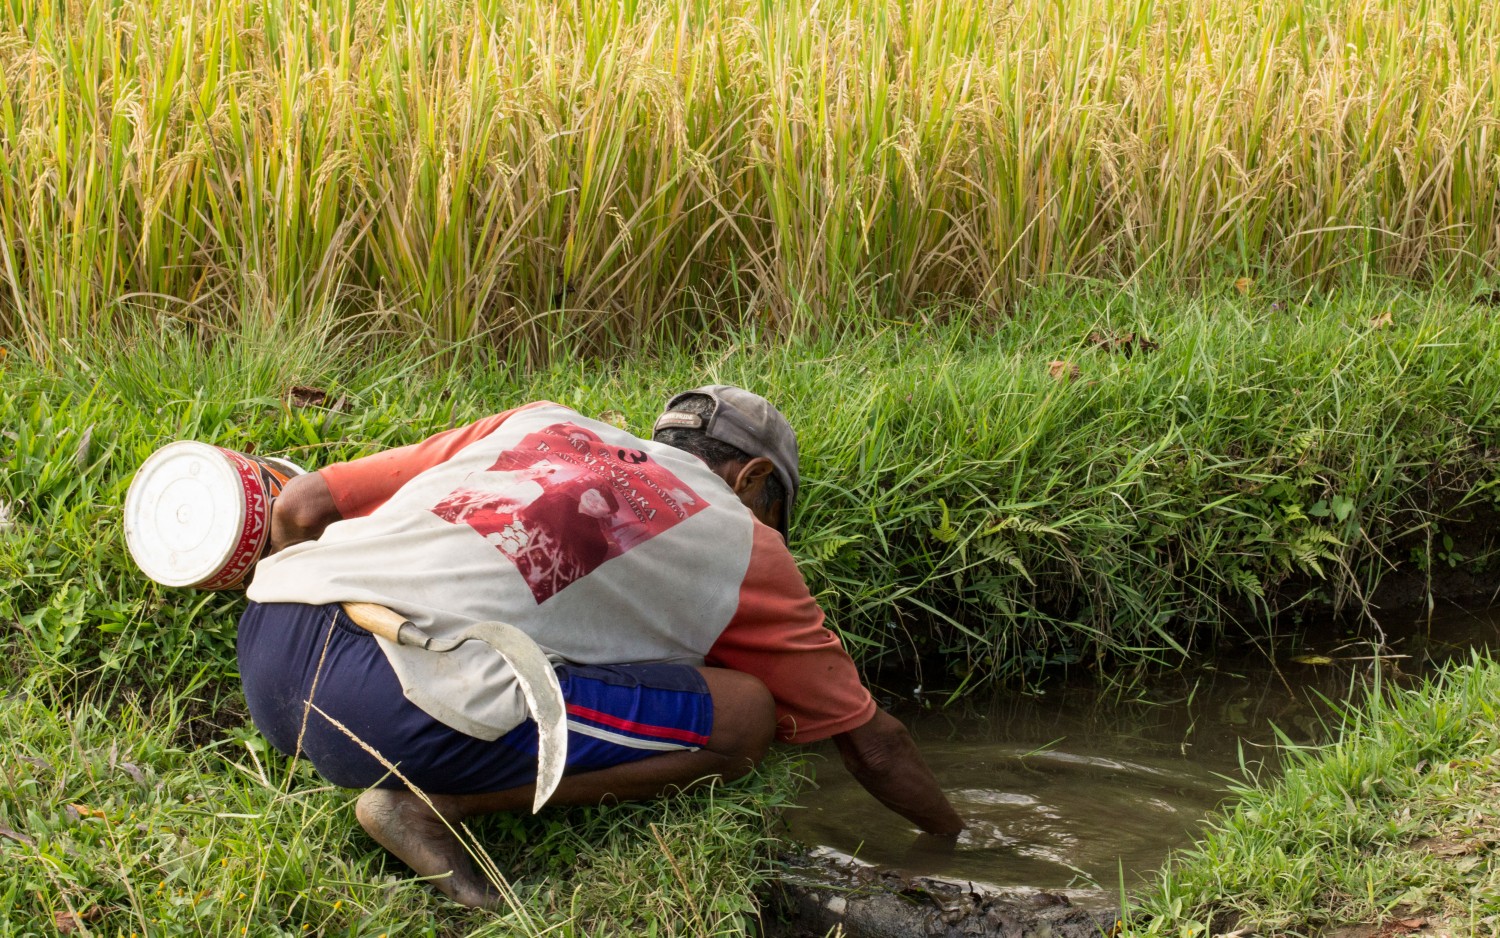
731, 457, 776, 496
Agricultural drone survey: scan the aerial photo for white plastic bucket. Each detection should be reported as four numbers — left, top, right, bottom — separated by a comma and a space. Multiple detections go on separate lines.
124, 441, 305, 590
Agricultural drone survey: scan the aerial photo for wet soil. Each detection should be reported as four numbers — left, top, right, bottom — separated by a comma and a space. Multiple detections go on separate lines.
761, 851, 1118, 938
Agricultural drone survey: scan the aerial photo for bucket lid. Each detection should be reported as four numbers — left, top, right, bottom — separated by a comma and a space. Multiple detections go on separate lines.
124, 442, 248, 588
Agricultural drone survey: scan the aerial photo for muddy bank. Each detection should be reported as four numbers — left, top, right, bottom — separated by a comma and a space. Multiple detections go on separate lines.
1272, 505, 1499, 624
1362, 513, 1500, 615
760, 851, 1119, 938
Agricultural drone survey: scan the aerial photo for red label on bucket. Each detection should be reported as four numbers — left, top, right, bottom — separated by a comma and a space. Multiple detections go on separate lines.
197, 448, 273, 590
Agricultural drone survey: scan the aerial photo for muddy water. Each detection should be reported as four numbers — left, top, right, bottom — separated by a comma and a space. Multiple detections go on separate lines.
787, 603, 1500, 905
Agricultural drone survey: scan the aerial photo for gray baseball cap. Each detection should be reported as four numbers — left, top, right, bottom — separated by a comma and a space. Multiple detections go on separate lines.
653, 385, 799, 536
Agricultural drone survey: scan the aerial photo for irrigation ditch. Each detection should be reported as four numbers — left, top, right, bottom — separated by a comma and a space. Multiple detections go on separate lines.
758, 541, 1500, 938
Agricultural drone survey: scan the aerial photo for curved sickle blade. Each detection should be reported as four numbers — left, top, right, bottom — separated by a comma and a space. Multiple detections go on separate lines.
459, 621, 569, 813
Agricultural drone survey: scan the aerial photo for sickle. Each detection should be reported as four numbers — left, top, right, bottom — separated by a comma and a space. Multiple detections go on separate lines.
340, 601, 568, 813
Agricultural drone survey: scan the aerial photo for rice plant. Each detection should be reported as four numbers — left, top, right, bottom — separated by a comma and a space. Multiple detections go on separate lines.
2, 0, 1497, 360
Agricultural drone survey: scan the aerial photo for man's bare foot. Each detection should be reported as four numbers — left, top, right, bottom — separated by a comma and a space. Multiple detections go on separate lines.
355, 788, 502, 908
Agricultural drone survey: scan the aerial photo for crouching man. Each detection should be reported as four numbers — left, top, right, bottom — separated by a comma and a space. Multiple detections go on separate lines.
240, 385, 963, 907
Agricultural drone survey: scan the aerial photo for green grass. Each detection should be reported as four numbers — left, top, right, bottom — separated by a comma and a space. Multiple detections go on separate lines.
3, 282, 1499, 933
1122, 654, 1500, 936
3, 0, 1499, 358
0, 678, 796, 936
5, 283, 1499, 692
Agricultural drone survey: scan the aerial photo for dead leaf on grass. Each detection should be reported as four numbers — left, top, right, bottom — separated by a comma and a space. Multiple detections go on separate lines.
73, 425, 94, 470
288, 385, 327, 408
1087, 331, 1160, 356
1327, 912, 1440, 938
118, 762, 146, 787
1420, 831, 1499, 857
0, 823, 34, 847
53, 907, 103, 934
287, 385, 349, 413
68, 803, 107, 820
1048, 360, 1081, 382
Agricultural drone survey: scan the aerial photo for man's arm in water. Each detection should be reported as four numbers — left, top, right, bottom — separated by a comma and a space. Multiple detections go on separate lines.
832, 708, 965, 836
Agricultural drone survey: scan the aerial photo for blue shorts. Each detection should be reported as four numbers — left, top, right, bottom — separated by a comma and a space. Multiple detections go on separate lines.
236, 602, 713, 794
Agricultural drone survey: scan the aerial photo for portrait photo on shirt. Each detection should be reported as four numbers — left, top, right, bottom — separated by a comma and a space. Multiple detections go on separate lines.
429, 422, 708, 602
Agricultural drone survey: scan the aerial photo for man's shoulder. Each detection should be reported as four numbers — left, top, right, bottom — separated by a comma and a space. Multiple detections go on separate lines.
741, 518, 808, 592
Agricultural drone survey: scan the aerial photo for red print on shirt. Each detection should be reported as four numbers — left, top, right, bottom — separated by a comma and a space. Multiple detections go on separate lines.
430, 423, 707, 603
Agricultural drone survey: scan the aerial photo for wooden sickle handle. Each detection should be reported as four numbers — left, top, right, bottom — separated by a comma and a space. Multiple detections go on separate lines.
340, 601, 410, 643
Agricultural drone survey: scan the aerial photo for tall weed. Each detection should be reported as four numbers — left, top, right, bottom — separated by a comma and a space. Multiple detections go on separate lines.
3, 285, 1496, 692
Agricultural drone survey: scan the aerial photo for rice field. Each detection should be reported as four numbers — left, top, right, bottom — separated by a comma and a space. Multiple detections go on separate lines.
2, 0, 1498, 359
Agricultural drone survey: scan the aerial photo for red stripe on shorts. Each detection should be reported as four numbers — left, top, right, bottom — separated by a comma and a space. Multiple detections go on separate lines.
566, 704, 711, 746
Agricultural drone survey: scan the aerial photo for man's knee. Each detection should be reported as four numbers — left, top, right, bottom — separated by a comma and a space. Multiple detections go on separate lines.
699, 668, 776, 776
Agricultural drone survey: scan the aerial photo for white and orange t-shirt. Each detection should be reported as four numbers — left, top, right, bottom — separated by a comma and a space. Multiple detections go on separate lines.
247, 402, 875, 743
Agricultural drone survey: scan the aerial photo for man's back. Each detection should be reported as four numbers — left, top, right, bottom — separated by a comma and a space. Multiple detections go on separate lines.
248, 401, 756, 739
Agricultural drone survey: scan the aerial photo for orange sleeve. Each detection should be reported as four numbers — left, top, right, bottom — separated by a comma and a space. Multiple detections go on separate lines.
706, 523, 877, 743
321, 407, 525, 518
